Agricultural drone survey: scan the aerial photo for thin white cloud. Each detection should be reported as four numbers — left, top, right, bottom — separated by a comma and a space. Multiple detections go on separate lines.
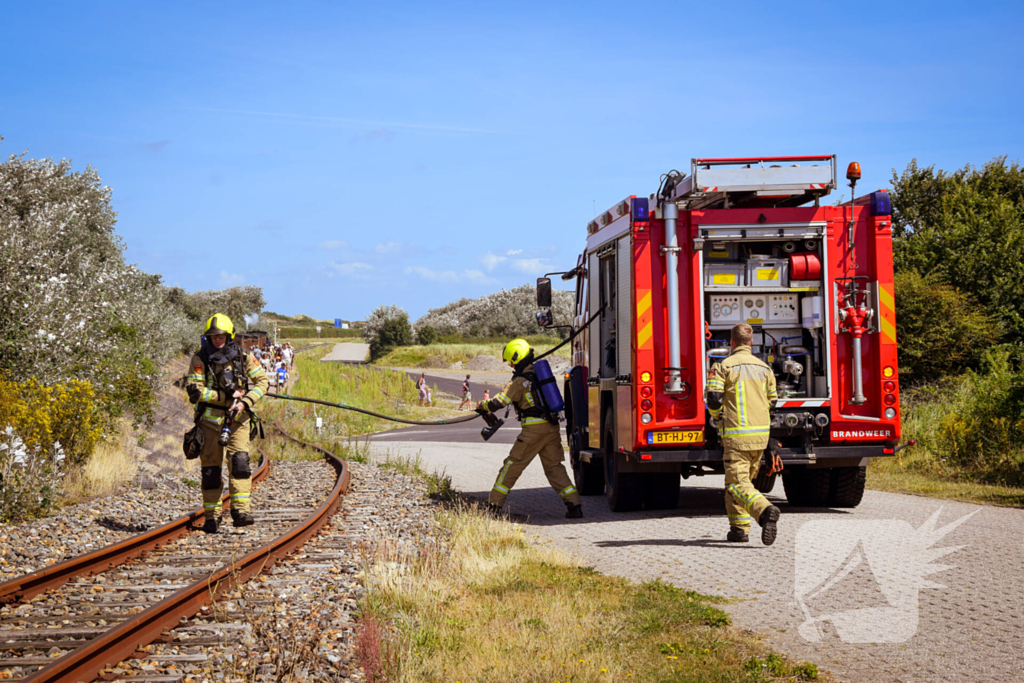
463, 269, 492, 284
187, 106, 494, 134
374, 241, 422, 255
351, 128, 397, 144
480, 251, 506, 271
511, 258, 548, 275
506, 249, 523, 256
329, 261, 373, 277
405, 266, 496, 285
318, 240, 348, 250
219, 270, 245, 286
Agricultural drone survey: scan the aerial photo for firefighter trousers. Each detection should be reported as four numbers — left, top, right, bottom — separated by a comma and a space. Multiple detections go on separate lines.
723, 445, 770, 530
198, 420, 253, 519
488, 422, 581, 507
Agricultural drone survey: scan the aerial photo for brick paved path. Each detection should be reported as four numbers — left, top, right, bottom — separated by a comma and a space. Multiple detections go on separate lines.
370, 439, 1024, 683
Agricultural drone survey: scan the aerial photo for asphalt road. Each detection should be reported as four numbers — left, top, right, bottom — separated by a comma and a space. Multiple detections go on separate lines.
366, 433, 1024, 682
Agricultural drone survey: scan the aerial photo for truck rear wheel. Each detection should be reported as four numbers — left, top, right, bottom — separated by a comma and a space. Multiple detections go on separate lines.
641, 474, 680, 509
752, 468, 777, 494
604, 408, 642, 512
568, 414, 604, 496
830, 466, 866, 507
781, 467, 830, 507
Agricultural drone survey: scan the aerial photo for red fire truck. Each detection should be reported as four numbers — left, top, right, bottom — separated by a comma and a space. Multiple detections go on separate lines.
536, 155, 901, 512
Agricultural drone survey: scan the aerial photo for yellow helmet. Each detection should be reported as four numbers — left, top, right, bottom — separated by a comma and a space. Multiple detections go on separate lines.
502, 338, 531, 367
204, 313, 235, 339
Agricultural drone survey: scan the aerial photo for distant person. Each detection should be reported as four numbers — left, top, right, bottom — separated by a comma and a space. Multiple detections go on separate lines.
417, 373, 427, 406
276, 362, 289, 394
482, 389, 490, 402
426, 386, 433, 406
458, 375, 472, 410
282, 345, 293, 368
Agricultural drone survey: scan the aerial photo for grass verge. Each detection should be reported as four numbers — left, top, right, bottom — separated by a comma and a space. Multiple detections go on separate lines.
376, 337, 571, 369
868, 457, 1024, 507
262, 347, 461, 440
356, 503, 824, 683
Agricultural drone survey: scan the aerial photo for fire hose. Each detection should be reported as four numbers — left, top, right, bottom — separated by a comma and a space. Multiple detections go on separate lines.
264, 306, 606, 437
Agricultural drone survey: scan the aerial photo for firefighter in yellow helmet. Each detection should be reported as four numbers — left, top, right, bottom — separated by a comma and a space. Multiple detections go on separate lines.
184, 314, 270, 533
476, 338, 583, 519
705, 323, 781, 545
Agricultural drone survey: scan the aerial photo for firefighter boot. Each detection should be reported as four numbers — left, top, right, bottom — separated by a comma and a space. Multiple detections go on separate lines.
759, 505, 781, 546
727, 526, 749, 542
202, 518, 219, 534
565, 502, 583, 519
231, 509, 255, 528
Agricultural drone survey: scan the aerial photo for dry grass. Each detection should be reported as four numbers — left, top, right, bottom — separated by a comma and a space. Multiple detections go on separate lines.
356, 504, 824, 683
868, 455, 1024, 507
64, 426, 140, 501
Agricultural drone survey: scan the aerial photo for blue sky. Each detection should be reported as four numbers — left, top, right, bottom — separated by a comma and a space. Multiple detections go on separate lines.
2, 1, 1021, 321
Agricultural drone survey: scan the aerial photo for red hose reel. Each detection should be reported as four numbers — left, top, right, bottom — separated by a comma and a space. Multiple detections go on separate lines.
789, 252, 821, 280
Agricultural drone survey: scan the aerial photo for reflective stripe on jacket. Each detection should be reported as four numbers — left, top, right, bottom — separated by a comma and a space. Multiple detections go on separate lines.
485, 366, 549, 426
705, 346, 777, 449
186, 351, 270, 426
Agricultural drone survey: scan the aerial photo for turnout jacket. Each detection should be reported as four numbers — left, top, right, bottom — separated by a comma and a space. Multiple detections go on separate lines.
705, 345, 777, 450
186, 346, 270, 427
482, 364, 550, 427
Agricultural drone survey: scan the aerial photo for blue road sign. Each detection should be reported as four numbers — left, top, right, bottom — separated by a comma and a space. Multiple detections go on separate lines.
334, 319, 342, 328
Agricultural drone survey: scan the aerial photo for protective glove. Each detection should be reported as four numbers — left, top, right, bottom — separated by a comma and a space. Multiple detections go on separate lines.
227, 401, 245, 421
186, 385, 202, 404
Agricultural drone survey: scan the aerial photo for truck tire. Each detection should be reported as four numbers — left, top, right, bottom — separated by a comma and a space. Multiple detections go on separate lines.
829, 466, 866, 507
642, 474, 680, 510
781, 467, 830, 507
567, 406, 604, 496
752, 469, 777, 494
604, 408, 642, 512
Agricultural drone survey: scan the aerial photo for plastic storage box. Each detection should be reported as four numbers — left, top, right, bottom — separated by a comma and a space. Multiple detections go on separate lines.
745, 258, 789, 287
705, 263, 746, 287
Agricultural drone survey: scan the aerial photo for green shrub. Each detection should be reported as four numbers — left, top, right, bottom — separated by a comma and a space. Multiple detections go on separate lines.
416, 325, 438, 346
891, 157, 1024, 343
895, 271, 994, 382
367, 310, 414, 361
901, 348, 1024, 486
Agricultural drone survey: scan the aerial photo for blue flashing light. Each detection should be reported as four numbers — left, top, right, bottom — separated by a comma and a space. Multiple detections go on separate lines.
870, 191, 892, 217
632, 197, 649, 221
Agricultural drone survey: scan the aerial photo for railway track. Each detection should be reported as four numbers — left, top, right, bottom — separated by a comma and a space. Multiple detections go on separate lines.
0, 424, 351, 683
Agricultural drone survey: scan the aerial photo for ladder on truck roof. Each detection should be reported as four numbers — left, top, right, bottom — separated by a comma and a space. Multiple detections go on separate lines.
663, 155, 836, 210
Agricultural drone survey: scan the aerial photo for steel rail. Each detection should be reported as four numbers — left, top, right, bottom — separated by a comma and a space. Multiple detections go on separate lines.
0, 454, 271, 605
24, 423, 350, 683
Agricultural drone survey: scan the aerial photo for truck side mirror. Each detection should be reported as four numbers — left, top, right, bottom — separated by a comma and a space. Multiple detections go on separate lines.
536, 310, 553, 327
536, 277, 552, 308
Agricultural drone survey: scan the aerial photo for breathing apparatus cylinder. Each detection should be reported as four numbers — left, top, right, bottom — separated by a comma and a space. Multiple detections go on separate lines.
533, 359, 564, 413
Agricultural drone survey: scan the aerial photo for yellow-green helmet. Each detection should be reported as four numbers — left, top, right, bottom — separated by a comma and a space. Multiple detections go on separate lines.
502, 338, 531, 367
204, 313, 235, 339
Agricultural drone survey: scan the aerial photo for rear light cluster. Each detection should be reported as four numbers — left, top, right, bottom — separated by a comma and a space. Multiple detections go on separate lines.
882, 367, 898, 419
639, 371, 653, 424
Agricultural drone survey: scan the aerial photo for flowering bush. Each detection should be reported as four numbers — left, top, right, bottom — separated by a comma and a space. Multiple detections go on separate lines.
0, 426, 66, 522
363, 305, 414, 361
0, 150, 266, 425
414, 284, 574, 339
0, 376, 102, 466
